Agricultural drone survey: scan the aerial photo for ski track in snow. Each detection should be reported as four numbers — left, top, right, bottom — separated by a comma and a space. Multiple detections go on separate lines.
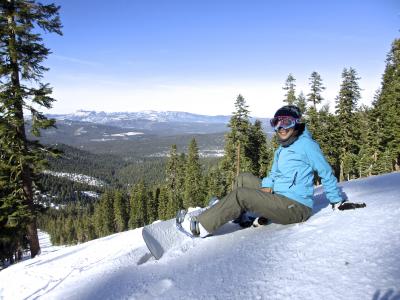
1, 173, 400, 300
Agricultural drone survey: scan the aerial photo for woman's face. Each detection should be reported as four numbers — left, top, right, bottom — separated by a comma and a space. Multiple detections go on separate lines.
277, 127, 295, 141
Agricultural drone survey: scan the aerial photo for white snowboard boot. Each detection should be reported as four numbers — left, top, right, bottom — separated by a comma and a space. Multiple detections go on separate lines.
176, 209, 210, 238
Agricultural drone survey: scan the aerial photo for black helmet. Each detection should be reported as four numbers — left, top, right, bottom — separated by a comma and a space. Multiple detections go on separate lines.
274, 105, 302, 119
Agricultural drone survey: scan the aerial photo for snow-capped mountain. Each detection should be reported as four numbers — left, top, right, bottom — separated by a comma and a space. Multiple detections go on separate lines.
1, 172, 399, 299
48, 110, 233, 125
47, 110, 271, 132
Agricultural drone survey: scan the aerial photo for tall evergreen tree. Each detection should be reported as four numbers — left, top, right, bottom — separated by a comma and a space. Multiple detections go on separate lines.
164, 145, 184, 216
128, 182, 148, 229
0, 0, 62, 257
184, 138, 204, 208
282, 74, 297, 105
304, 106, 319, 141
247, 120, 269, 177
355, 105, 381, 178
221, 94, 253, 189
257, 133, 274, 178
294, 91, 307, 115
305, 72, 325, 146
0, 147, 30, 262
373, 38, 400, 171
307, 71, 325, 109
335, 67, 361, 181
317, 104, 342, 177
100, 191, 115, 236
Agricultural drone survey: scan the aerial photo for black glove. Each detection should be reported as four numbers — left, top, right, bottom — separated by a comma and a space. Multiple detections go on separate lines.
337, 202, 366, 210
332, 201, 366, 211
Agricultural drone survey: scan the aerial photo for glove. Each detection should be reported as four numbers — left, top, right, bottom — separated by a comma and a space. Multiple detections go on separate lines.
252, 216, 269, 227
337, 202, 366, 210
331, 201, 367, 211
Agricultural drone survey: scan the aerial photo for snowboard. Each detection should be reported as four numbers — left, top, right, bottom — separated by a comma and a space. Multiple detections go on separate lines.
142, 210, 268, 260
142, 217, 191, 260
142, 198, 220, 260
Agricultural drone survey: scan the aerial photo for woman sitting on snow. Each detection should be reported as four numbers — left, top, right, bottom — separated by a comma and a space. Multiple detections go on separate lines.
179, 105, 344, 237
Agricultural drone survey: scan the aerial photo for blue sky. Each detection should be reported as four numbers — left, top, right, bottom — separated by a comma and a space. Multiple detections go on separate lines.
42, 0, 399, 117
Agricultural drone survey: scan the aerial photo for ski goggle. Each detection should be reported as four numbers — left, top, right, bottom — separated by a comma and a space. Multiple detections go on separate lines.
270, 116, 300, 131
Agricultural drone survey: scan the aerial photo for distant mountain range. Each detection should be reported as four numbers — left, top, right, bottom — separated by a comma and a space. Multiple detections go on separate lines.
47, 110, 270, 131
29, 110, 272, 157
48, 110, 231, 125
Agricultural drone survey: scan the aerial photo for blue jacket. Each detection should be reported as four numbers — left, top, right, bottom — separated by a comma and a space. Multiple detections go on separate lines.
261, 128, 342, 208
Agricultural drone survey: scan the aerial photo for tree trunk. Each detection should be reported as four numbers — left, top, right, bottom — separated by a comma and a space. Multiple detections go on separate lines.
339, 159, 344, 182
7, 4, 41, 258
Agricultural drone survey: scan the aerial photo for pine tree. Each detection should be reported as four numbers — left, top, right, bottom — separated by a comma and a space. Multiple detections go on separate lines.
375, 149, 393, 174
307, 71, 325, 110
221, 94, 253, 189
0, 0, 62, 257
103, 191, 115, 235
283, 74, 297, 105
0, 149, 30, 263
184, 138, 204, 208
294, 91, 307, 115
96, 191, 114, 236
258, 134, 274, 178
93, 191, 115, 237
335, 67, 361, 181
304, 72, 325, 146
177, 153, 186, 204
164, 145, 184, 216
373, 38, 400, 171
355, 105, 377, 178
128, 182, 148, 229
304, 106, 320, 142
316, 104, 342, 178
247, 120, 269, 177
368, 90, 386, 174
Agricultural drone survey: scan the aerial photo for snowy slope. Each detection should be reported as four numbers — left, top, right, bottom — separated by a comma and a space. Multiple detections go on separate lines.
1, 173, 400, 300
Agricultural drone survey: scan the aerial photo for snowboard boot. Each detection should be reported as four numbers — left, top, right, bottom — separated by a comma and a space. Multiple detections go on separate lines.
176, 209, 210, 238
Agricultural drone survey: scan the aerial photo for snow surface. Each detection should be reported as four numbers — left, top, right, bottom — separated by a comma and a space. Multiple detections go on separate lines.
1, 173, 400, 300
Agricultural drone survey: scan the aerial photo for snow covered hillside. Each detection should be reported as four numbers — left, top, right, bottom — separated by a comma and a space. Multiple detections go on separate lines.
1, 173, 400, 300
42, 170, 105, 187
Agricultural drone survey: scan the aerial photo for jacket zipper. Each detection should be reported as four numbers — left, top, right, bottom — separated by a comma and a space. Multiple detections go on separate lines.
289, 172, 298, 189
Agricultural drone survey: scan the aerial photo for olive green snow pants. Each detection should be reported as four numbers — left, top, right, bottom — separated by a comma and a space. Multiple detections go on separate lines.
197, 173, 312, 234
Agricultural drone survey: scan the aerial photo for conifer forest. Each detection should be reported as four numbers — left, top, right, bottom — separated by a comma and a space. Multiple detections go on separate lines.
1, 1, 399, 267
